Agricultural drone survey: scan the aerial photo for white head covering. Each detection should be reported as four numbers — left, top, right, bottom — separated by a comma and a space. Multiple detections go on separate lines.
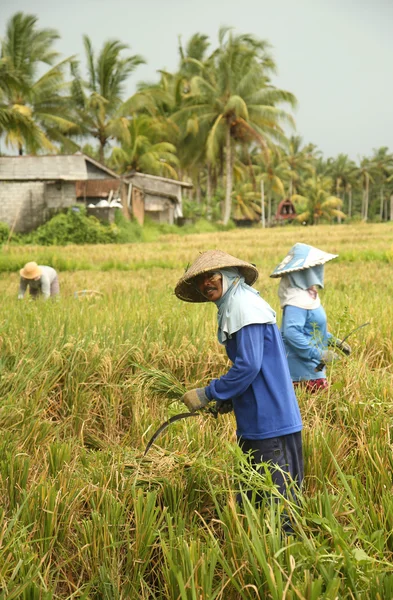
278, 277, 321, 309
214, 268, 276, 344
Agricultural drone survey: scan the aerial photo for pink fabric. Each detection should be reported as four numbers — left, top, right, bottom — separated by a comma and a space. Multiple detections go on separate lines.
294, 378, 328, 393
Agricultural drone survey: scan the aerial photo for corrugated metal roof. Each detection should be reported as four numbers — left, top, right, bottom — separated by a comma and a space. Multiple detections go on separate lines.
125, 171, 193, 188
0, 155, 88, 180
0, 154, 120, 181
76, 179, 121, 198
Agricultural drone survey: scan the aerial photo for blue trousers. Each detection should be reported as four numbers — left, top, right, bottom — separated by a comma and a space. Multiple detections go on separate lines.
237, 431, 304, 502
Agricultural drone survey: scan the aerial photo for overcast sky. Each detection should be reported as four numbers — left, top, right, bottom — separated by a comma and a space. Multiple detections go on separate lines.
1, 0, 392, 160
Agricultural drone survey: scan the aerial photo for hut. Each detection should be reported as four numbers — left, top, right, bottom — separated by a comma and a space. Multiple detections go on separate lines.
124, 172, 192, 225
0, 153, 121, 232
275, 198, 297, 223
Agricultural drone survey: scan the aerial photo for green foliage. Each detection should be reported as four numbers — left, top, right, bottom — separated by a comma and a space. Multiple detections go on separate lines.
182, 199, 206, 220
0, 12, 77, 154
0, 222, 10, 244
293, 174, 346, 225
71, 35, 145, 161
110, 114, 179, 177
18, 206, 118, 245
114, 212, 234, 242
113, 209, 144, 242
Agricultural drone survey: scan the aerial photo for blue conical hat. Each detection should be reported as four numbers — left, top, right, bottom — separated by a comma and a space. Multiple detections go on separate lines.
270, 243, 338, 278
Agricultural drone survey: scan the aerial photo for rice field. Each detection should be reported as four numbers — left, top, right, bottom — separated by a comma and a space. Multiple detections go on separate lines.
0, 222, 392, 599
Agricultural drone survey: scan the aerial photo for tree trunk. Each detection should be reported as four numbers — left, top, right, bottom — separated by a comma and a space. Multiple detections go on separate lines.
219, 146, 225, 189
211, 166, 217, 197
223, 127, 233, 225
206, 164, 212, 220
364, 174, 369, 221
390, 194, 393, 222
195, 171, 201, 205
337, 189, 342, 224
99, 141, 105, 164
246, 149, 257, 192
267, 193, 272, 225
348, 188, 352, 218
260, 179, 265, 228
380, 186, 384, 220
18, 144, 23, 156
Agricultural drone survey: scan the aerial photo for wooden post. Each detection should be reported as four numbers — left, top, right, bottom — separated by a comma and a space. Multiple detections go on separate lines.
348, 187, 352, 218
364, 174, 369, 221
260, 179, 265, 228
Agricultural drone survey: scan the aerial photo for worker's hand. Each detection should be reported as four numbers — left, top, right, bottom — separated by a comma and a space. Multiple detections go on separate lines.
321, 350, 340, 364
181, 388, 210, 412
328, 337, 351, 356
336, 339, 351, 356
215, 399, 233, 414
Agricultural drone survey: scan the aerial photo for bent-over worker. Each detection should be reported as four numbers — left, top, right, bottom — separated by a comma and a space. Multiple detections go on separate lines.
18, 262, 60, 300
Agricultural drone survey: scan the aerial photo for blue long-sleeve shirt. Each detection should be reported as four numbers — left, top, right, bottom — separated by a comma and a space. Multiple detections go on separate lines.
205, 323, 302, 440
281, 304, 332, 381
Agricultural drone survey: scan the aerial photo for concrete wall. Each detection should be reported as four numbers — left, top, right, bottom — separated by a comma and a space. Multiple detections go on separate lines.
0, 180, 76, 233
86, 162, 114, 180
130, 174, 182, 199
131, 186, 145, 226
144, 193, 175, 224
130, 174, 183, 219
87, 206, 116, 224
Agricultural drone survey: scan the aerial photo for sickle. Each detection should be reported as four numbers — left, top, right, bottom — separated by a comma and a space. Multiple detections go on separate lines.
143, 405, 219, 456
315, 321, 371, 372
143, 412, 199, 456
339, 321, 370, 345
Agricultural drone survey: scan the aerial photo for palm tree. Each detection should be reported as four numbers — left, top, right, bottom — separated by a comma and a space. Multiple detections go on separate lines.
232, 181, 262, 221
0, 58, 31, 137
71, 36, 145, 163
249, 148, 291, 223
178, 33, 211, 83
369, 147, 393, 220
285, 136, 314, 196
357, 158, 378, 221
109, 114, 178, 177
173, 28, 296, 224
293, 174, 345, 225
0, 12, 77, 154
325, 153, 358, 220
140, 34, 213, 205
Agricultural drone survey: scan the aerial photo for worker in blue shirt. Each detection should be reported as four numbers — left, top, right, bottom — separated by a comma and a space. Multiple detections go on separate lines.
174, 249, 303, 505
270, 243, 351, 391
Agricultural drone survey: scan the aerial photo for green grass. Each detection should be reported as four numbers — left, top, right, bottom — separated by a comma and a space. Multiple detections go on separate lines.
0, 223, 392, 598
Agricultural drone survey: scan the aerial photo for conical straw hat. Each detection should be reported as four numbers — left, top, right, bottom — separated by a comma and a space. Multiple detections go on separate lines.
175, 250, 258, 303
270, 243, 338, 278
20, 261, 42, 279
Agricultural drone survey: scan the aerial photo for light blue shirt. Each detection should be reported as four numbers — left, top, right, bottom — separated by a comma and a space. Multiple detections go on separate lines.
281, 305, 332, 381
